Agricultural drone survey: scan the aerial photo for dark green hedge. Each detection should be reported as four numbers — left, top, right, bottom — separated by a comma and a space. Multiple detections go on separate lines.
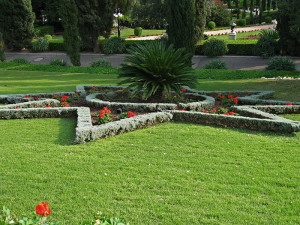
193, 69, 300, 79
0, 62, 299, 79
0, 62, 119, 74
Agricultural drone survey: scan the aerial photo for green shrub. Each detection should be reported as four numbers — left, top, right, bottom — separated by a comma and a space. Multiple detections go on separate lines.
35, 26, 55, 36
103, 37, 126, 55
236, 19, 246, 26
90, 59, 112, 68
266, 56, 296, 71
259, 29, 279, 40
203, 60, 227, 69
119, 41, 198, 100
49, 59, 68, 66
11, 58, 30, 64
49, 41, 65, 51
264, 16, 272, 24
207, 21, 216, 30
44, 34, 52, 40
31, 38, 49, 52
134, 27, 143, 36
254, 36, 278, 58
203, 39, 228, 57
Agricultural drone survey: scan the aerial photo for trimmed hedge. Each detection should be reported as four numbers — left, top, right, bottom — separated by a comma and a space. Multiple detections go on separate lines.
35, 26, 55, 36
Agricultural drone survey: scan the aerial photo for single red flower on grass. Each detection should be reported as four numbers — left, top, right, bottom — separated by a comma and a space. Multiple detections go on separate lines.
35, 202, 51, 217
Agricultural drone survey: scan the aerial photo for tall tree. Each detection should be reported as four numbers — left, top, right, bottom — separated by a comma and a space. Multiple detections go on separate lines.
0, 0, 35, 50
60, 0, 81, 66
250, 0, 254, 24
75, 0, 114, 52
166, 0, 196, 56
195, 0, 209, 43
242, 0, 247, 18
277, 0, 300, 56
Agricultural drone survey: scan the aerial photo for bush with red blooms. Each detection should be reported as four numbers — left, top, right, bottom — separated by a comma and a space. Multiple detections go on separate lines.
118, 111, 137, 120
97, 107, 112, 124
215, 93, 241, 106
203, 107, 239, 116
51, 93, 80, 107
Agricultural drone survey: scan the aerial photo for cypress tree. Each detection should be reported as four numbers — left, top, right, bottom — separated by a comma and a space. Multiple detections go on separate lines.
75, 0, 114, 52
0, 0, 35, 50
60, 0, 81, 66
0, 32, 6, 62
277, 0, 300, 56
166, 0, 196, 55
250, 0, 254, 24
195, 0, 209, 44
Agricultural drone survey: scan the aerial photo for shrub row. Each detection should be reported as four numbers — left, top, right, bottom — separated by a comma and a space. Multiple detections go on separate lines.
35, 26, 55, 36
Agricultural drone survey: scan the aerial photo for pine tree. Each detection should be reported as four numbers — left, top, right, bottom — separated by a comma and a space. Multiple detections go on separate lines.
195, 0, 209, 44
166, 0, 196, 55
60, 0, 81, 66
75, 0, 114, 52
0, 0, 35, 50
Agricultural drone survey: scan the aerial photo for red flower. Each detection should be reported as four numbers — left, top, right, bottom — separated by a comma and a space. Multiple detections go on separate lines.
228, 95, 234, 98
203, 110, 208, 113
217, 94, 222, 98
64, 104, 70, 107
181, 89, 187, 92
212, 109, 217, 112
35, 202, 51, 217
99, 114, 105, 118
34, 97, 39, 100
25, 96, 30, 98
285, 103, 293, 105
223, 113, 229, 116
44, 105, 52, 108
233, 98, 238, 103
229, 111, 235, 115
128, 111, 137, 118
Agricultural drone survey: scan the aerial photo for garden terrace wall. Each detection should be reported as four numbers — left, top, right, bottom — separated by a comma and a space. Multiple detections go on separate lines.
0, 99, 59, 109
171, 111, 300, 133
75, 112, 173, 144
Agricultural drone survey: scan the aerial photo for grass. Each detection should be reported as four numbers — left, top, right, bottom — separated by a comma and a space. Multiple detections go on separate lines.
0, 69, 300, 224
208, 30, 260, 40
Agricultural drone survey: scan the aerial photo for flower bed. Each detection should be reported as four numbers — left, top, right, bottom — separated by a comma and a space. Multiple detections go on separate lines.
1, 85, 300, 144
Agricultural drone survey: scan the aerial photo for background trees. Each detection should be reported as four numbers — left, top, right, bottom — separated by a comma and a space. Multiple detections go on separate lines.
0, 0, 35, 50
277, 0, 300, 56
166, 0, 196, 55
60, 0, 81, 66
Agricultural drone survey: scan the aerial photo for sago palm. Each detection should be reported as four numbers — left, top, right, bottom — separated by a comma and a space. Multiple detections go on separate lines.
118, 41, 198, 100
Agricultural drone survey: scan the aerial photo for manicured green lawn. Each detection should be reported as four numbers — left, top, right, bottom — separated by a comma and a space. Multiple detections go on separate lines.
208, 30, 261, 40
0, 69, 299, 224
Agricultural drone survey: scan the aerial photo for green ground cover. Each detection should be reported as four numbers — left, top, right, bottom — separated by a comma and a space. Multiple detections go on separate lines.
0, 69, 299, 224
209, 30, 260, 40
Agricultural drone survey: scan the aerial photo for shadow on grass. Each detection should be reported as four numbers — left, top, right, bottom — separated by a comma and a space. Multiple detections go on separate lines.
56, 118, 77, 146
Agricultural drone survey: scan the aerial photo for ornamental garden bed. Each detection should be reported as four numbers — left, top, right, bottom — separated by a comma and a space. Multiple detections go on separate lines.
0, 85, 299, 144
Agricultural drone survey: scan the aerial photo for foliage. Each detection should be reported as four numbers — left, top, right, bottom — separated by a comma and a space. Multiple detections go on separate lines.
75, 0, 113, 52
103, 37, 126, 55
264, 16, 272, 23
32, 38, 49, 52
203, 39, 228, 57
266, 56, 296, 71
11, 58, 31, 64
207, 1, 231, 26
259, 29, 279, 40
131, 0, 167, 29
236, 19, 246, 26
90, 59, 112, 68
254, 36, 278, 58
44, 34, 53, 40
166, 0, 196, 56
277, 0, 300, 56
0, 33, 5, 62
0, 0, 35, 50
203, 60, 227, 69
119, 41, 198, 100
60, 0, 81, 66
35, 26, 55, 36
207, 21, 216, 30
118, 111, 137, 120
134, 27, 143, 36
194, 0, 210, 43
50, 59, 68, 66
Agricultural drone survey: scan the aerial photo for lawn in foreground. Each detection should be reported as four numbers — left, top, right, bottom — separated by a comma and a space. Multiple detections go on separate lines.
0, 118, 299, 224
